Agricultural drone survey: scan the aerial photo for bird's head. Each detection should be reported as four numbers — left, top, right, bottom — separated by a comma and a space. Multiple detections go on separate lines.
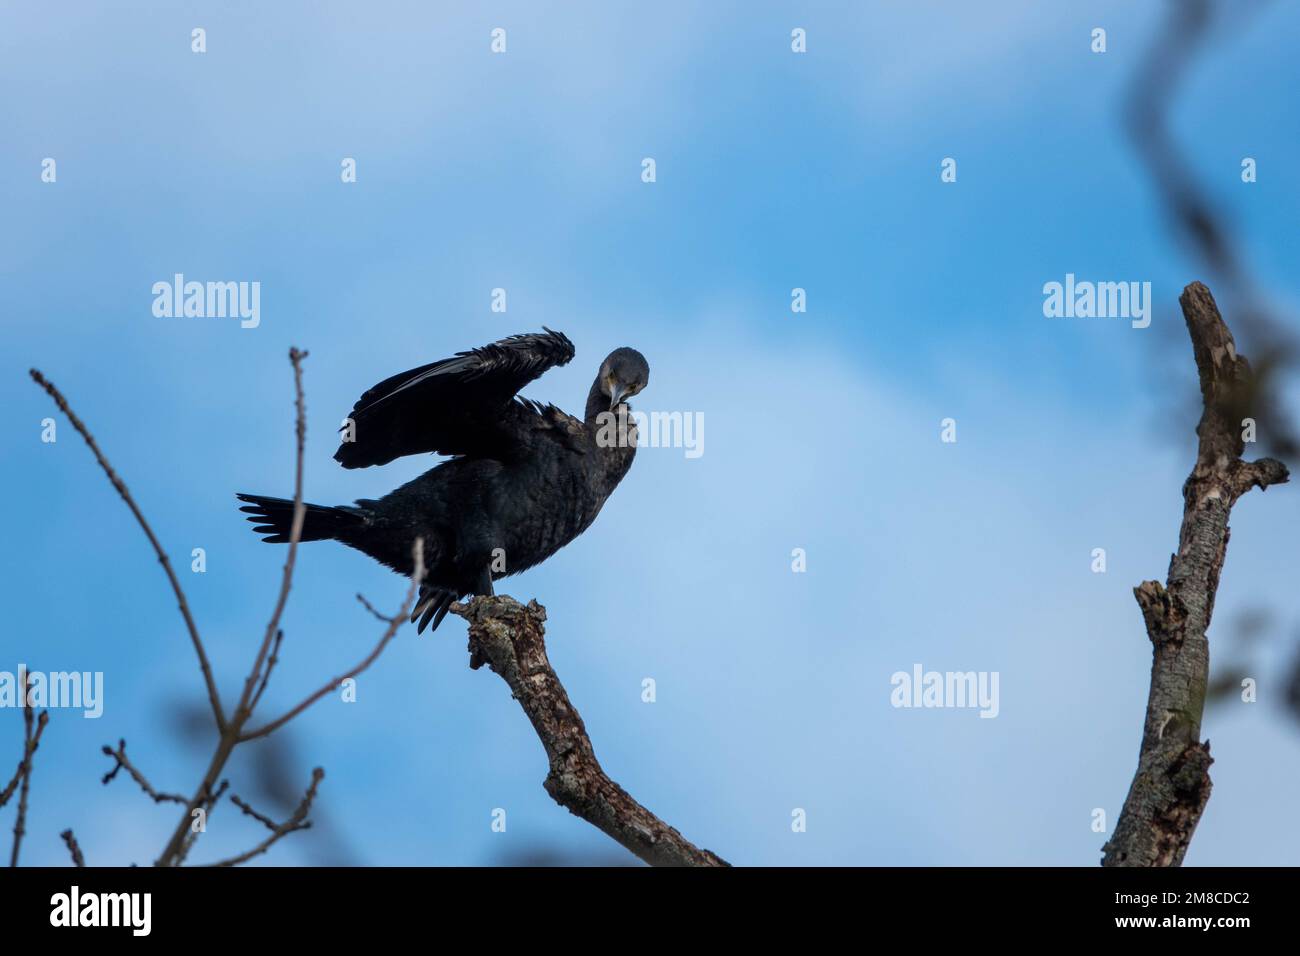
599, 347, 650, 410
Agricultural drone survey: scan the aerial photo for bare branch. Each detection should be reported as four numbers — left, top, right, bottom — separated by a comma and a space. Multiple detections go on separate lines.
204, 768, 324, 867
176, 779, 229, 866
7, 673, 49, 867
356, 592, 396, 624
229, 795, 280, 832
60, 829, 85, 867
452, 596, 729, 867
28, 369, 226, 731
1103, 282, 1289, 867
248, 629, 285, 715
235, 347, 309, 728
237, 538, 425, 743
155, 348, 312, 867
40, 348, 413, 868
0, 767, 20, 808
1125, 0, 1300, 460
0, 706, 48, 808
101, 739, 187, 805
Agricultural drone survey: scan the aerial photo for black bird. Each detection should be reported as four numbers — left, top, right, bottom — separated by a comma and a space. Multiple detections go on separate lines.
236, 330, 649, 634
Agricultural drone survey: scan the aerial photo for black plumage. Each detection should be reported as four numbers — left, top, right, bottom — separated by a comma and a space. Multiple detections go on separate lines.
237, 330, 649, 633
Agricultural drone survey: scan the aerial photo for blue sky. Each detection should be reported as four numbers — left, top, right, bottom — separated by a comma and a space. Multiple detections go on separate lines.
3, 1, 1300, 865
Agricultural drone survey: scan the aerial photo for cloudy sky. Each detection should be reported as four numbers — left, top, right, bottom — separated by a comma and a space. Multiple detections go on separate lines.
3, 1, 1299, 865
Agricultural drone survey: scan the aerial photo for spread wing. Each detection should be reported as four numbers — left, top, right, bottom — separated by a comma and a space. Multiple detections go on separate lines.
332, 327, 577, 468
333, 328, 576, 469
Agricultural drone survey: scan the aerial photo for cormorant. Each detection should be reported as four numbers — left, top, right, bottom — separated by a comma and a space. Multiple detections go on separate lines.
236, 329, 649, 633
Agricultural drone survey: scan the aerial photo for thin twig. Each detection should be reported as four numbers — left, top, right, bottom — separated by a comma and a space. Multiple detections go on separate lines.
176, 779, 229, 866
60, 829, 86, 867
356, 593, 396, 624
156, 348, 310, 867
8, 672, 49, 867
230, 795, 280, 832
101, 740, 187, 805
239, 540, 425, 743
235, 348, 309, 727
248, 629, 285, 715
204, 769, 324, 867
0, 709, 45, 810
29, 369, 226, 731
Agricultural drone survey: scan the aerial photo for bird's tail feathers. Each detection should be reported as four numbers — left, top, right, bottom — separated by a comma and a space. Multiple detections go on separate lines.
235, 493, 366, 544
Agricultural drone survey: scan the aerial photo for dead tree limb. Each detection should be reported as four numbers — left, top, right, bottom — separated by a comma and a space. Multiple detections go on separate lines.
452, 596, 728, 867
1126, 0, 1299, 460
1103, 282, 1289, 867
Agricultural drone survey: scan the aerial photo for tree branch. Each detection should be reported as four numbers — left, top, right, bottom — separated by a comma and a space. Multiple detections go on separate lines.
154, 347, 312, 866
29, 369, 226, 731
0, 711, 48, 808
60, 829, 86, 867
204, 769, 323, 867
229, 794, 281, 832
31, 349, 414, 866
451, 596, 729, 867
234, 349, 309, 730
101, 739, 187, 804
1103, 282, 1289, 867
237, 548, 423, 744
175, 779, 230, 866
248, 629, 285, 715
5, 673, 49, 867
1125, 0, 1299, 460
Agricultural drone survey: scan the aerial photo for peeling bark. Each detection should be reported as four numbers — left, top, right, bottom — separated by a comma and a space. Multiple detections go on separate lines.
1102, 282, 1288, 867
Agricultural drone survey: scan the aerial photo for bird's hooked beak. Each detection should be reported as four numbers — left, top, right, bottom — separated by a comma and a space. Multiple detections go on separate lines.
608, 383, 629, 410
